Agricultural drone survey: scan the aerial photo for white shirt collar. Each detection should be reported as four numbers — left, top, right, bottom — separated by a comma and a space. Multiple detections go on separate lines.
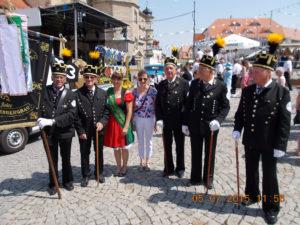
53, 85, 64, 92
257, 79, 272, 88
203, 77, 214, 85
168, 76, 177, 83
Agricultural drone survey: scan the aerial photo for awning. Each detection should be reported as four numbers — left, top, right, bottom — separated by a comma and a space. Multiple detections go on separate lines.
39, 2, 127, 31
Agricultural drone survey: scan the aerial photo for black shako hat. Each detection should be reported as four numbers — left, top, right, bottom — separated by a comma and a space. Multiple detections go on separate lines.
51, 48, 72, 76
199, 36, 226, 70
253, 33, 284, 71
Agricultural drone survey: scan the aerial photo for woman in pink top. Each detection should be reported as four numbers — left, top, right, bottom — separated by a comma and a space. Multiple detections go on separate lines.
240, 60, 252, 89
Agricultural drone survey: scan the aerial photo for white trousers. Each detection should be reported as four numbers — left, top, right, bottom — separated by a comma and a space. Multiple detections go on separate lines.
134, 117, 155, 159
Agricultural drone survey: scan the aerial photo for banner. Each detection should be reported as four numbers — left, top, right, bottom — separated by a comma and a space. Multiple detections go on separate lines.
0, 34, 53, 130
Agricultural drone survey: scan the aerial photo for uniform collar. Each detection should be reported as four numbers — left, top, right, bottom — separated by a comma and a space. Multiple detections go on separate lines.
257, 79, 272, 88
167, 76, 177, 83
52, 84, 64, 92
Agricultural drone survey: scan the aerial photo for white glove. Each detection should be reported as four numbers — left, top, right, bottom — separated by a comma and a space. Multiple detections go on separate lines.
182, 125, 190, 136
37, 118, 54, 129
273, 149, 285, 158
232, 131, 241, 140
209, 120, 220, 131
156, 120, 164, 128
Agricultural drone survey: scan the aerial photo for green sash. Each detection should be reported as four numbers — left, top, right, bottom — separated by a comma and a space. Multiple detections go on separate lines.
107, 88, 134, 145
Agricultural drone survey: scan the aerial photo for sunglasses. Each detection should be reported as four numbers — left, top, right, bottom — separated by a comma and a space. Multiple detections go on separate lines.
84, 75, 97, 79
138, 78, 148, 82
112, 77, 122, 81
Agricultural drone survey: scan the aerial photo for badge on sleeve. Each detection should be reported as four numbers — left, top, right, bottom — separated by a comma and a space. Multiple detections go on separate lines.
286, 101, 292, 113
71, 100, 76, 107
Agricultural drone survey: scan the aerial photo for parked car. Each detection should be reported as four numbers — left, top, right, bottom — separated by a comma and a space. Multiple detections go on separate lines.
0, 125, 40, 154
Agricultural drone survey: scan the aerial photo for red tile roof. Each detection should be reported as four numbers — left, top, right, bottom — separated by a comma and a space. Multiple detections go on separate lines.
198, 18, 300, 41
0, 0, 31, 9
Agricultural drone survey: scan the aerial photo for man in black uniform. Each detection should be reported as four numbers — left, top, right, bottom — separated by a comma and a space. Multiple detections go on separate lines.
232, 33, 290, 224
38, 49, 77, 195
155, 56, 189, 178
75, 51, 109, 187
183, 37, 230, 189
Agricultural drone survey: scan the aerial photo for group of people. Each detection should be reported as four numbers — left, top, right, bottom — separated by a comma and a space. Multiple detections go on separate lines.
37, 33, 291, 224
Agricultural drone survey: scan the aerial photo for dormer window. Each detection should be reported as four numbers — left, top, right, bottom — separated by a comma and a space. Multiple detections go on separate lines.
249, 21, 261, 26
229, 21, 241, 26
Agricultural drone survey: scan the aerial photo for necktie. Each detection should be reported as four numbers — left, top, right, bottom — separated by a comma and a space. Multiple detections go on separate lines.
256, 86, 263, 94
88, 90, 94, 103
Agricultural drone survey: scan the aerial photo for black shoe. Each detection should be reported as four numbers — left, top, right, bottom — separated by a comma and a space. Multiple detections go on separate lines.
204, 182, 213, 190
63, 182, 74, 191
119, 169, 127, 177
81, 177, 89, 187
176, 170, 184, 178
162, 170, 174, 178
98, 174, 105, 183
241, 199, 259, 206
264, 211, 278, 224
47, 186, 57, 196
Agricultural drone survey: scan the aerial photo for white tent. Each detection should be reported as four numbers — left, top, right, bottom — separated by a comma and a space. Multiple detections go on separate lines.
224, 34, 260, 50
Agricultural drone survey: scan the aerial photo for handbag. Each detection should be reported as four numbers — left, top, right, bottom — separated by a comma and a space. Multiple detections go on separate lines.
132, 87, 150, 131
294, 110, 300, 125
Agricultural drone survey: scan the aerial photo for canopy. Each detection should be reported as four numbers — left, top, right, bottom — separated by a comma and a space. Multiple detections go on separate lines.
224, 34, 260, 50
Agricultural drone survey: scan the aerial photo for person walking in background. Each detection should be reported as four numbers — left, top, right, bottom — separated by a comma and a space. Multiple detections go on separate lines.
283, 56, 293, 90
275, 67, 286, 87
223, 62, 233, 100
215, 58, 225, 82
240, 59, 252, 89
133, 69, 157, 171
231, 59, 242, 96
104, 72, 134, 177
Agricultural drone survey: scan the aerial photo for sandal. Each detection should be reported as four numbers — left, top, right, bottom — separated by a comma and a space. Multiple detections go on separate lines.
113, 167, 121, 177
119, 167, 127, 177
138, 163, 144, 172
144, 164, 150, 172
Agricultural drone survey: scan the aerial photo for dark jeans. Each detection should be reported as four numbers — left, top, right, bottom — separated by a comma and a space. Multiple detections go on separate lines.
231, 74, 238, 94
48, 137, 73, 187
79, 134, 104, 178
284, 71, 292, 90
162, 125, 185, 174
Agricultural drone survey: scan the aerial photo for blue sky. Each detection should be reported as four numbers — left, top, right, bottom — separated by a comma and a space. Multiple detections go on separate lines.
139, 0, 300, 53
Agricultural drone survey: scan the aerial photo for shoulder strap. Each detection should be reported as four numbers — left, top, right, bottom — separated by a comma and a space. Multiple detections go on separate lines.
56, 88, 68, 115
134, 87, 150, 113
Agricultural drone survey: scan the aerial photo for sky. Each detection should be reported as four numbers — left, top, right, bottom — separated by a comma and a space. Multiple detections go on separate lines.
139, 0, 300, 53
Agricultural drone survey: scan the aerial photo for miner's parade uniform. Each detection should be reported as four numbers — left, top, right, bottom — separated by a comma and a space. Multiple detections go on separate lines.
75, 51, 109, 187
183, 37, 230, 188
232, 33, 291, 224
38, 48, 77, 195
155, 56, 189, 178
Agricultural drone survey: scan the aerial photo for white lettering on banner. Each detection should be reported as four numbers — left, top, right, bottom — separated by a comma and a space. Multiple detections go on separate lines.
66, 65, 76, 80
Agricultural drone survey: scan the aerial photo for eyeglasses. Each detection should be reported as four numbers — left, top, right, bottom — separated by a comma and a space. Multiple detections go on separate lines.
84, 75, 97, 79
138, 78, 148, 82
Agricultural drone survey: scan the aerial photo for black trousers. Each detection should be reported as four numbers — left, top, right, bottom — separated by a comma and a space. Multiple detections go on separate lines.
48, 137, 73, 187
231, 74, 238, 94
245, 146, 280, 213
190, 130, 218, 184
162, 125, 185, 174
79, 133, 104, 178
284, 71, 292, 90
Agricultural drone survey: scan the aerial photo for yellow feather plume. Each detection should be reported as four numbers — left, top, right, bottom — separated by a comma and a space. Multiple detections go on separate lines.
215, 36, 226, 48
89, 51, 100, 60
267, 33, 284, 44
60, 48, 72, 57
171, 45, 178, 52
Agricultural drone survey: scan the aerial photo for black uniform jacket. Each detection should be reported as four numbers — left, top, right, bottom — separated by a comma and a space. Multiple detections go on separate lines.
234, 81, 291, 151
184, 78, 230, 135
41, 85, 77, 139
75, 85, 109, 136
155, 76, 189, 129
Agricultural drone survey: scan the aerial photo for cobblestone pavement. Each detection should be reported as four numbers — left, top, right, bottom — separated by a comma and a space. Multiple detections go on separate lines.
0, 89, 300, 225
